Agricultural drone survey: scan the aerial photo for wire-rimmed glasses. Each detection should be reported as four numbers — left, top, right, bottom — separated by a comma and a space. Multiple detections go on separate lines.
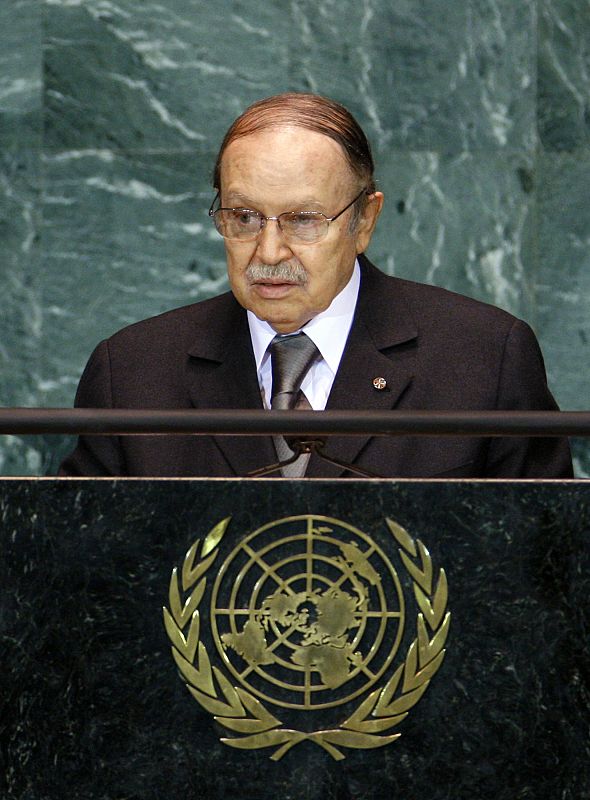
208, 187, 369, 244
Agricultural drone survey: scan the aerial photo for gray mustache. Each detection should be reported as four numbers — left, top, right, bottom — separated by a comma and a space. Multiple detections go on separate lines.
246, 263, 307, 284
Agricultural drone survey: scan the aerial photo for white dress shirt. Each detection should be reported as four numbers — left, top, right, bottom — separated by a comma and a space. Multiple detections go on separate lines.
247, 260, 361, 409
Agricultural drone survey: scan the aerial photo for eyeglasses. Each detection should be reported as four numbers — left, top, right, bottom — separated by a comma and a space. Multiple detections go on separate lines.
208, 187, 369, 244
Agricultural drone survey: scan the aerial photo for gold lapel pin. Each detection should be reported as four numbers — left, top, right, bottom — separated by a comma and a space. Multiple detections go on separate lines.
373, 377, 387, 391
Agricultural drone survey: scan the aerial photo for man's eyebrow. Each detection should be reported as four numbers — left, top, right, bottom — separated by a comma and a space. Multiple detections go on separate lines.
223, 192, 256, 206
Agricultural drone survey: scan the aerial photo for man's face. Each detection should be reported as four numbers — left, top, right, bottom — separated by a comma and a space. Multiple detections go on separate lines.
219, 127, 383, 333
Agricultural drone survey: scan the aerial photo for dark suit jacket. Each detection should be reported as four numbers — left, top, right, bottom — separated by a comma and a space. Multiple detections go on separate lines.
59, 256, 572, 478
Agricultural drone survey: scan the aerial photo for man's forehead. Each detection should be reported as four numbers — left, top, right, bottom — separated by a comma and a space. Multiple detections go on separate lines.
222, 126, 348, 166
219, 127, 355, 197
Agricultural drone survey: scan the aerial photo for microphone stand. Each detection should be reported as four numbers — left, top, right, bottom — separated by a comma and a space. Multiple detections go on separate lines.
246, 438, 382, 478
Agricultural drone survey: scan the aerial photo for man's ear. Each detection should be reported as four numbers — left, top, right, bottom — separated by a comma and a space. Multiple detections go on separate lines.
355, 192, 384, 254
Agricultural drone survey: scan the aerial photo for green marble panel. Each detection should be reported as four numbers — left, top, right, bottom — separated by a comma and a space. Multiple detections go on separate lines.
44, 0, 537, 153
43, 1, 294, 151
0, 152, 40, 402
536, 151, 590, 475
304, 0, 537, 152
0, 151, 51, 475
0, 2, 43, 474
369, 149, 535, 319
539, 0, 590, 150
0, 0, 42, 149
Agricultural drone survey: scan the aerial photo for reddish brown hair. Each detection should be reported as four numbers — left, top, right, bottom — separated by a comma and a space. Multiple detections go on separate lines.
212, 92, 376, 192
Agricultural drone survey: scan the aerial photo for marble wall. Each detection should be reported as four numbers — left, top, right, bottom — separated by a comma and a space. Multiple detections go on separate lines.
1, 0, 589, 475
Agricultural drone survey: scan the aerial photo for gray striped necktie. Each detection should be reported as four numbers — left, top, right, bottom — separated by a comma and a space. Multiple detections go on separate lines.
270, 332, 319, 476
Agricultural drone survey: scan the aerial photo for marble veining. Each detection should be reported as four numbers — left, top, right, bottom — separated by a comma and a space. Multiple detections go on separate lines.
0, 0, 42, 148
539, 0, 590, 150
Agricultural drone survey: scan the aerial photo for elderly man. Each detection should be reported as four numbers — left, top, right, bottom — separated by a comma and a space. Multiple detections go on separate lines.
60, 93, 572, 478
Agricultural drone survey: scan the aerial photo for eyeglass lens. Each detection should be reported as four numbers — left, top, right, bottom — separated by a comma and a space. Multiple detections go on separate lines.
214, 210, 328, 243
210, 186, 368, 243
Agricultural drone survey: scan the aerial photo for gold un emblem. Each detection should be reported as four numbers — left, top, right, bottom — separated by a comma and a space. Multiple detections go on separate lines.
163, 514, 450, 761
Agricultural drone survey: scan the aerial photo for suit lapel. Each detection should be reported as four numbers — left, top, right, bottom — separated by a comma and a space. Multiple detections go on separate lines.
306, 257, 418, 477
185, 295, 276, 476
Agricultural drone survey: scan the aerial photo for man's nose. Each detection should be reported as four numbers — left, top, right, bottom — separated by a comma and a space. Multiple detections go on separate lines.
254, 219, 293, 265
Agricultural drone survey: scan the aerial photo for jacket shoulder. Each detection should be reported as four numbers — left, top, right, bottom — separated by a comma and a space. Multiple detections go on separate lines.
104, 291, 238, 351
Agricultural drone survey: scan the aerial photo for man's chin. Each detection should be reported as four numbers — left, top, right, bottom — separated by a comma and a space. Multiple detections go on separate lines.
250, 300, 310, 334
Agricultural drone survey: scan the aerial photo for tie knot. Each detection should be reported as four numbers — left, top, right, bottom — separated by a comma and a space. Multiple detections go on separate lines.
270, 333, 319, 410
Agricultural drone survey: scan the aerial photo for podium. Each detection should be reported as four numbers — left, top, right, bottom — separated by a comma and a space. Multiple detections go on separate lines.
1, 478, 589, 799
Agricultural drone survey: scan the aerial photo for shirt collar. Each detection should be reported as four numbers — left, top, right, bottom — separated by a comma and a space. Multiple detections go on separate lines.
247, 259, 361, 373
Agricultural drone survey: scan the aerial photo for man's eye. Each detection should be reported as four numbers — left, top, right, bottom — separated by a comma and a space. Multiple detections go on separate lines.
232, 210, 258, 226
291, 213, 321, 227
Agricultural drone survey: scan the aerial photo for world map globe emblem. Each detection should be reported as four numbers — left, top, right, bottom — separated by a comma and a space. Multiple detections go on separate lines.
210, 515, 406, 711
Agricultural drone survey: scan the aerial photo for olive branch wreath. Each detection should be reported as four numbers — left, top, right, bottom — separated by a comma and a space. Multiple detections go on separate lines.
163, 516, 450, 761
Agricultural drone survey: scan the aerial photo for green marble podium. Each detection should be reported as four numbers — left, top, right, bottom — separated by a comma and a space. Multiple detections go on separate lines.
1, 478, 588, 799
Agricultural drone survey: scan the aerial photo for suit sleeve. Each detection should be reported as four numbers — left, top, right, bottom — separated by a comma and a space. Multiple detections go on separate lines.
58, 341, 127, 476
485, 319, 573, 477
